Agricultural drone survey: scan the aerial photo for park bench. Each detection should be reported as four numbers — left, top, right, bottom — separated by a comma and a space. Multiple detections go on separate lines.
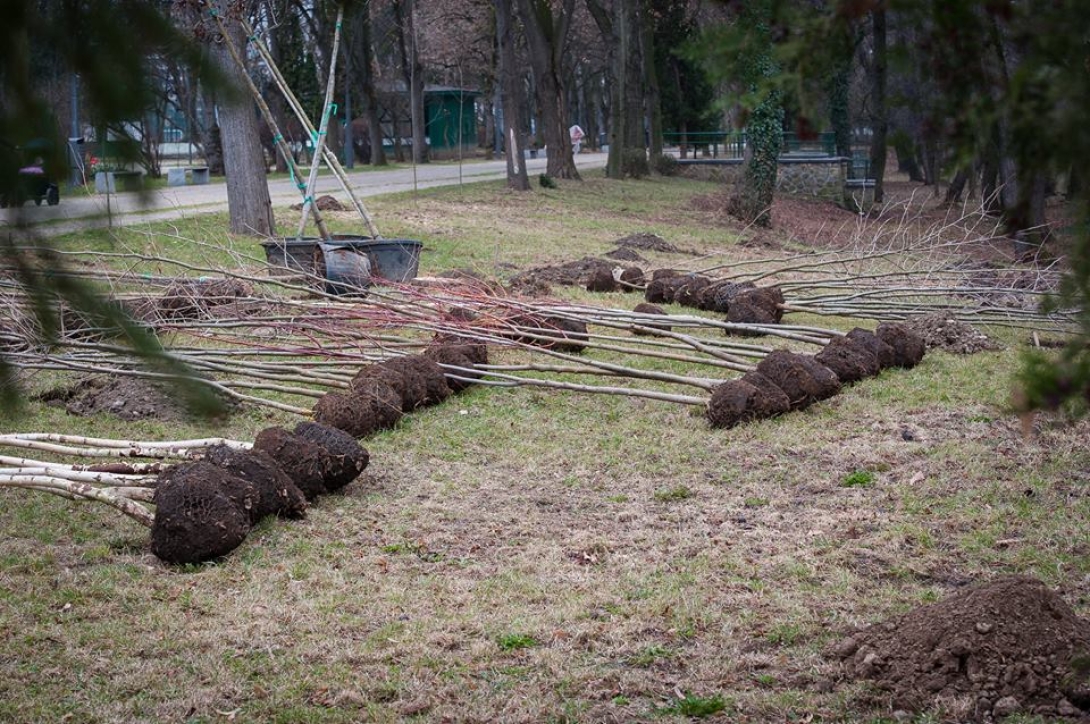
166, 166, 211, 187
95, 170, 143, 193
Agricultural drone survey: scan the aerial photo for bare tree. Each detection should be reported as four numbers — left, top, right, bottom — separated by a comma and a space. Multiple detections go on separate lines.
495, 0, 531, 189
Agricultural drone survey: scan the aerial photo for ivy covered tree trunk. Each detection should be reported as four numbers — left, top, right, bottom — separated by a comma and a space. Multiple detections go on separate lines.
728, 0, 782, 227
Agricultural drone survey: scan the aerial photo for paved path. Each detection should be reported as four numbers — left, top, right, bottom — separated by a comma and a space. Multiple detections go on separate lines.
2, 152, 607, 236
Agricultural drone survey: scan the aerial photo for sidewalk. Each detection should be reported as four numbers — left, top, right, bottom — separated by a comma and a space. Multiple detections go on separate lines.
1, 152, 608, 236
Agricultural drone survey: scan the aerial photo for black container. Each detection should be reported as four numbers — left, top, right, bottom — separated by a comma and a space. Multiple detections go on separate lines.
260, 236, 423, 295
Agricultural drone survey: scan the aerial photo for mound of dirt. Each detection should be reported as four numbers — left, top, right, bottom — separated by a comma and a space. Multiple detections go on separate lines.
44, 375, 232, 422
847, 327, 897, 370
832, 576, 1090, 720
756, 350, 841, 410
614, 233, 692, 254
816, 335, 881, 384
631, 303, 671, 336
158, 278, 253, 319
424, 344, 482, 392
203, 445, 307, 520
903, 313, 1002, 354
252, 427, 332, 500
509, 256, 609, 289
877, 322, 928, 368
151, 461, 253, 564
294, 422, 370, 491
586, 266, 618, 292
619, 266, 644, 290
604, 247, 646, 262
706, 375, 791, 429
290, 194, 346, 211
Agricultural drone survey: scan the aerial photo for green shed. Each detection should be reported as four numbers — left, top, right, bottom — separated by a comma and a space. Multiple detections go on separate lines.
425, 86, 479, 156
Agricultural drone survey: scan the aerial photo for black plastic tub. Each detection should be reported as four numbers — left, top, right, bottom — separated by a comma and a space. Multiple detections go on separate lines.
260, 236, 423, 295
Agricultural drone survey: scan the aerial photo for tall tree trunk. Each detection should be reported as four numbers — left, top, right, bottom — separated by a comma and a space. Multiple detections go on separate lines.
496, 0, 529, 190
868, 3, 888, 203
393, 0, 428, 164
641, 3, 662, 159
213, 20, 274, 237
352, 1, 386, 167
588, 0, 644, 178
516, 0, 580, 179
828, 64, 851, 160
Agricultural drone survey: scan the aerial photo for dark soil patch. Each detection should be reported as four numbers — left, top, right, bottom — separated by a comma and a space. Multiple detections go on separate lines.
151, 461, 253, 565
293, 422, 370, 491
706, 376, 791, 429
252, 427, 332, 500
832, 576, 1090, 720
604, 247, 646, 262
816, 335, 881, 384
509, 256, 609, 289
876, 322, 928, 368
756, 350, 841, 410
40, 375, 233, 422
613, 232, 694, 255
846, 327, 897, 369
631, 303, 671, 335
902, 313, 1002, 354
586, 266, 618, 292
203, 445, 307, 520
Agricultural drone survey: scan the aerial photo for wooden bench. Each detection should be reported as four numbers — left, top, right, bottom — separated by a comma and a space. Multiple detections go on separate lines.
166, 166, 211, 187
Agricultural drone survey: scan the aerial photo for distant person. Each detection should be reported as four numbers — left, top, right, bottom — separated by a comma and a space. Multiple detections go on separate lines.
569, 124, 585, 154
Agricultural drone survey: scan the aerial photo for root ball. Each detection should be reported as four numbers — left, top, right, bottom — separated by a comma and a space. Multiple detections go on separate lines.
815, 335, 881, 384
876, 322, 927, 368
203, 445, 307, 520
151, 461, 253, 564
294, 421, 370, 491
252, 426, 332, 500
846, 327, 897, 369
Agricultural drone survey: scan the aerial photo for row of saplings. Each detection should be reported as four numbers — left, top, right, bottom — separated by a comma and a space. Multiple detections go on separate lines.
706, 322, 927, 428
151, 340, 486, 564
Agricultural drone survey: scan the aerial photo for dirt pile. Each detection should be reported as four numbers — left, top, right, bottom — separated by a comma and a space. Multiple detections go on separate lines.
832, 576, 1090, 721
613, 232, 693, 255
509, 256, 610, 289
40, 375, 234, 422
604, 247, 645, 262
903, 313, 1002, 354
290, 194, 346, 211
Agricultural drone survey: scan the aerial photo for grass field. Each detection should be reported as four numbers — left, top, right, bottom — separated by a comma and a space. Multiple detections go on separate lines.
2, 173, 1088, 723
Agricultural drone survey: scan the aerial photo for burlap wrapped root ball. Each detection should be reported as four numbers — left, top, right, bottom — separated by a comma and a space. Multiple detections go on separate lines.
631, 303, 672, 336
586, 266, 617, 292
756, 350, 841, 410
203, 444, 307, 520
706, 375, 791, 429
618, 266, 644, 291
150, 461, 255, 564
252, 426, 335, 500
726, 287, 785, 332
424, 343, 485, 393
876, 322, 927, 368
294, 421, 370, 491
815, 335, 881, 384
846, 327, 897, 369
312, 377, 402, 438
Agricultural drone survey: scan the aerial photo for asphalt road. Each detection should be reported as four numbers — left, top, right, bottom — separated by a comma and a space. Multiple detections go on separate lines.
2, 151, 608, 235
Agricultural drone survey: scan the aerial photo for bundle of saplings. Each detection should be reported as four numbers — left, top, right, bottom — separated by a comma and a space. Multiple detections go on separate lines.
151, 422, 368, 564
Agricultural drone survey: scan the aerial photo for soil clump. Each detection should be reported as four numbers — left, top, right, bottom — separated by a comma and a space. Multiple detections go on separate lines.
509, 256, 610, 289
756, 350, 840, 409
150, 461, 254, 564
877, 322, 928, 368
847, 327, 897, 369
631, 303, 671, 335
203, 445, 307, 520
706, 376, 791, 429
586, 266, 617, 292
313, 378, 402, 438
252, 426, 333, 500
832, 576, 1090, 721
424, 344, 483, 392
903, 312, 1002, 354
618, 266, 644, 290
293, 422, 370, 490
816, 335, 881, 384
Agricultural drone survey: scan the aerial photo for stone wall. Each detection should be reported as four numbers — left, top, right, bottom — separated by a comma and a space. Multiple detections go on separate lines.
679, 156, 848, 202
